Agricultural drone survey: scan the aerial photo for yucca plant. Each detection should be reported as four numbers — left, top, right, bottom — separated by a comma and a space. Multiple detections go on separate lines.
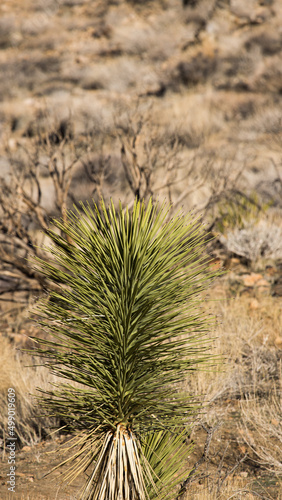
32, 198, 218, 499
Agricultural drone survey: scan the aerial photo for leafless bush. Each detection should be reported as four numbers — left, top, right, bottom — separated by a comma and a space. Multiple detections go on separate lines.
0, 119, 92, 304
116, 110, 209, 206
0, 16, 17, 49
115, 104, 248, 217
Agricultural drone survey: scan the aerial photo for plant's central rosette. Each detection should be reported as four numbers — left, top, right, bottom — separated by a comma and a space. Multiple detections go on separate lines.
33, 198, 219, 499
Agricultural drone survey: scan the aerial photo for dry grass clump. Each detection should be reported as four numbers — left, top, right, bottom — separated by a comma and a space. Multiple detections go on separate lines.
184, 477, 272, 500
181, 292, 282, 498
13, 478, 282, 500
0, 335, 58, 448
9, 478, 270, 500
239, 389, 282, 476
185, 293, 282, 402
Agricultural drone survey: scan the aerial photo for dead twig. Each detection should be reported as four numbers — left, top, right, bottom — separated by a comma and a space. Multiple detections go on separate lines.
177, 422, 221, 499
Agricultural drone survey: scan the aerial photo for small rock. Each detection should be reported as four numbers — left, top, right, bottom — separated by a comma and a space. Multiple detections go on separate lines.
249, 298, 259, 310
271, 418, 279, 427
241, 273, 263, 287
209, 258, 223, 271
240, 471, 248, 478
274, 336, 282, 349
21, 445, 31, 452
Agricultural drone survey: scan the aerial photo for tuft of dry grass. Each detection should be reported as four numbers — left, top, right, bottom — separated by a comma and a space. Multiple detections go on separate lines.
185, 293, 282, 405
6, 478, 274, 500
239, 388, 282, 476
180, 291, 282, 498
0, 334, 59, 448
183, 477, 280, 500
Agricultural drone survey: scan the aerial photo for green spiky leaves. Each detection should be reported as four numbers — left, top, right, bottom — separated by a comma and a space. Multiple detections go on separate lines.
33, 198, 218, 499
